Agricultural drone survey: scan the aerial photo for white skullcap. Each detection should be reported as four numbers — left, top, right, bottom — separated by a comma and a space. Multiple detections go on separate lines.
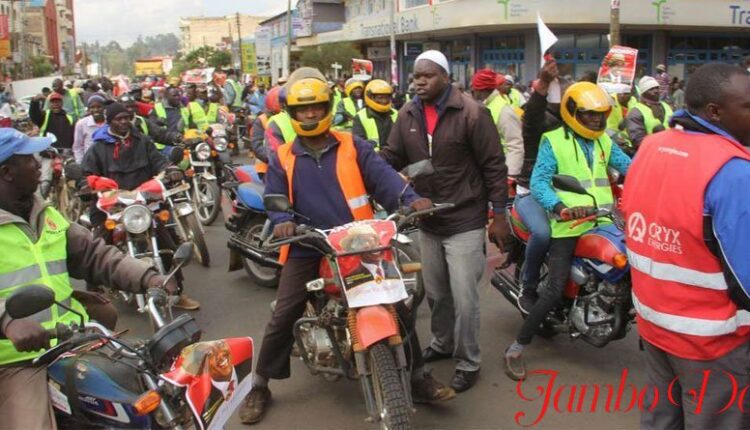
415, 50, 450, 75
638, 76, 660, 94
504, 74, 515, 85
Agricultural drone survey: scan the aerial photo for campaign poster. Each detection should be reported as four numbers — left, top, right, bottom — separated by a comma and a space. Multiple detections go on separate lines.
161, 337, 254, 430
351, 59, 373, 81
325, 220, 408, 308
597, 46, 638, 94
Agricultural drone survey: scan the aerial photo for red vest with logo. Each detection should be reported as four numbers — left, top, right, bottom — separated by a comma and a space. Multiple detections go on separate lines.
622, 129, 750, 360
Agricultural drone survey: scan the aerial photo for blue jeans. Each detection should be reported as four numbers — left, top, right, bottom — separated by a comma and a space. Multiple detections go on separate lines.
514, 194, 551, 291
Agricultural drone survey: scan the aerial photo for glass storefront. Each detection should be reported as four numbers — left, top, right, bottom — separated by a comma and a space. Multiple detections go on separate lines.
479, 35, 525, 81
667, 34, 750, 79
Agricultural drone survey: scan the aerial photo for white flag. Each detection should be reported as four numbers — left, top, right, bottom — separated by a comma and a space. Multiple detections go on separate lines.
537, 12, 558, 69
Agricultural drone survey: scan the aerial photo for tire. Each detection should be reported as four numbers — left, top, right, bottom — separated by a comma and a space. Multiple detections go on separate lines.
61, 182, 82, 223
393, 241, 424, 309
241, 220, 281, 288
193, 178, 221, 226
182, 213, 211, 267
369, 342, 412, 430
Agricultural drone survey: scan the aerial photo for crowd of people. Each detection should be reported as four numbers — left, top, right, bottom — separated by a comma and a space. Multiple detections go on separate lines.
0, 50, 749, 430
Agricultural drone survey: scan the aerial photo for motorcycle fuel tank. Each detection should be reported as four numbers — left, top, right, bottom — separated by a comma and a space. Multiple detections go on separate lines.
574, 224, 628, 283
237, 182, 266, 211
47, 352, 151, 428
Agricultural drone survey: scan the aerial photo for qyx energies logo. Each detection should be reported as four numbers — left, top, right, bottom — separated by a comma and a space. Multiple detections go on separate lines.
627, 212, 683, 254
652, 0, 668, 24
627, 212, 647, 243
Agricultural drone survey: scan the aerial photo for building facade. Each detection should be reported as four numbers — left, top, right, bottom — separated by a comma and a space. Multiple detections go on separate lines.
304, 0, 750, 88
179, 14, 264, 54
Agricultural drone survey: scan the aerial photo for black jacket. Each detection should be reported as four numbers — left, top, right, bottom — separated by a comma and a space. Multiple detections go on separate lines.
30, 102, 74, 149
518, 91, 562, 189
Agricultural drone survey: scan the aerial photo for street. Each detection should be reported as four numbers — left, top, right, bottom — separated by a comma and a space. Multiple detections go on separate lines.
112, 222, 644, 430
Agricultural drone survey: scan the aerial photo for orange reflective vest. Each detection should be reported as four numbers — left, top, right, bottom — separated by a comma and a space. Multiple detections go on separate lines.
276, 130, 374, 262
255, 113, 271, 174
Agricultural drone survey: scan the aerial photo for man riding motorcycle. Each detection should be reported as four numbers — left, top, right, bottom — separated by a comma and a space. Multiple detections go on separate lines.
82, 103, 200, 310
503, 82, 631, 380
239, 72, 455, 425
0, 128, 177, 429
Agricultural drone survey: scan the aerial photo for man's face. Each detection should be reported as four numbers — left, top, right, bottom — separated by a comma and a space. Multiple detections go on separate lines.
500, 81, 512, 95
643, 87, 660, 102
257, 83, 266, 93
576, 110, 607, 133
50, 99, 63, 113
715, 73, 750, 146
413, 60, 449, 103
52, 79, 63, 93
352, 87, 364, 99
355, 234, 383, 264
110, 112, 133, 135
471, 89, 492, 103
3, 154, 42, 197
617, 92, 632, 105
197, 88, 208, 101
186, 86, 196, 100
166, 89, 182, 106
89, 101, 104, 120
207, 342, 233, 382
372, 94, 391, 106
337, 79, 345, 90
292, 103, 327, 123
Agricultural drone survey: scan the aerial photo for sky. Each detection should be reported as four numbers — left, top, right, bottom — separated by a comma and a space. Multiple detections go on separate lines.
74, 0, 285, 46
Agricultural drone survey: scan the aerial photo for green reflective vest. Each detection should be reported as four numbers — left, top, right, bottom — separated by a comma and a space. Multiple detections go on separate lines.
509, 88, 524, 108
334, 97, 359, 130
332, 88, 343, 113
632, 102, 673, 135
546, 127, 614, 238
0, 207, 87, 365
267, 111, 296, 144
135, 115, 149, 135
40, 111, 74, 137
227, 79, 244, 108
154, 102, 208, 134
204, 102, 219, 124
356, 108, 397, 150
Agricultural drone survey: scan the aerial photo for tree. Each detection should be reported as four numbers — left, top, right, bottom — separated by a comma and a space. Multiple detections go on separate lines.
29, 56, 54, 77
209, 50, 232, 68
300, 42, 362, 77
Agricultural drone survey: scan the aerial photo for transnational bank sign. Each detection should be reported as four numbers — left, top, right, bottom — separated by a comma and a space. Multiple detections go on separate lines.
345, 0, 750, 41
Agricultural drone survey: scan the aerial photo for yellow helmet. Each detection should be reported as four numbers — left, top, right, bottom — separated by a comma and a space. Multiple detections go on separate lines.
286, 77, 333, 137
345, 78, 365, 97
364, 79, 393, 113
560, 82, 612, 140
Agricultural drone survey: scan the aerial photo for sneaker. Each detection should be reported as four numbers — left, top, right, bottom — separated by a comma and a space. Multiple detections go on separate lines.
411, 370, 456, 404
517, 288, 539, 315
173, 294, 200, 310
239, 386, 272, 425
504, 349, 527, 381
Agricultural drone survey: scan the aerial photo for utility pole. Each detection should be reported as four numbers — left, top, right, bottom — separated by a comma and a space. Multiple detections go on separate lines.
609, 0, 621, 47
286, 0, 291, 76
236, 12, 243, 75
389, 0, 398, 87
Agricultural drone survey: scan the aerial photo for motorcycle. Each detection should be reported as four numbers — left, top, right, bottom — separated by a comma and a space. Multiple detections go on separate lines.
43, 148, 85, 224
181, 129, 222, 226
4, 246, 256, 429
491, 174, 634, 346
261, 192, 452, 430
224, 162, 425, 305
161, 175, 212, 268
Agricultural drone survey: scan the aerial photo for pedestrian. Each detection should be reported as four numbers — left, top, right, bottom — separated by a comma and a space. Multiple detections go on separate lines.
622, 63, 750, 430
72, 94, 107, 163
44, 78, 85, 123
381, 50, 511, 392
625, 76, 673, 149
224, 69, 244, 112
655, 64, 671, 101
247, 81, 266, 117
30, 92, 75, 198
671, 80, 685, 111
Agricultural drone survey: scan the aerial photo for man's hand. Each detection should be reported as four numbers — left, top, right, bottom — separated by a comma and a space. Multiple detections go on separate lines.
409, 198, 433, 212
273, 221, 297, 239
539, 60, 559, 84
71, 290, 111, 305
5, 319, 49, 352
147, 274, 179, 294
488, 214, 511, 250
560, 206, 594, 221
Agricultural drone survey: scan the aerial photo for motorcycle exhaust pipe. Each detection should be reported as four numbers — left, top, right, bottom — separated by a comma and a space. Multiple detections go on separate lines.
227, 236, 283, 269
491, 268, 522, 310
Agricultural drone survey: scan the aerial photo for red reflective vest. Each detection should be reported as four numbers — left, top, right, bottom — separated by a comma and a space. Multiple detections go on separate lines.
276, 131, 374, 263
622, 129, 750, 360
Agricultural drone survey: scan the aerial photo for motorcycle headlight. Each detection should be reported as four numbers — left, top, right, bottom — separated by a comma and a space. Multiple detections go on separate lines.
213, 137, 228, 151
195, 142, 211, 160
122, 204, 152, 234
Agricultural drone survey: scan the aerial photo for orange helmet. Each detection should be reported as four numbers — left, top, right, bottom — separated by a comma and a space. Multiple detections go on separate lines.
265, 86, 282, 114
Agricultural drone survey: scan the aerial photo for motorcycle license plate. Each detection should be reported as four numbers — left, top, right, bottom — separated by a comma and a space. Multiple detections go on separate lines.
191, 161, 212, 167
48, 380, 72, 415
201, 172, 217, 181
164, 183, 191, 197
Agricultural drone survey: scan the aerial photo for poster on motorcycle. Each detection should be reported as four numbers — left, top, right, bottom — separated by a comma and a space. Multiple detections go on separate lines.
161, 337, 254, 430
326, 220, 408, 308
597, 45, 638, 94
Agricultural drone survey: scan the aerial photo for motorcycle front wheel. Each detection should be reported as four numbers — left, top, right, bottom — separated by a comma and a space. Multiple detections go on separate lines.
194, 177, 221, 226
370, 342, 412, 430
241, 221, 281, 288
179, 213, 211, 267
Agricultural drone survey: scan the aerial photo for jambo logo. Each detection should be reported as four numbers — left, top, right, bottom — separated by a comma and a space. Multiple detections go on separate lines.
627, 212, 682, 254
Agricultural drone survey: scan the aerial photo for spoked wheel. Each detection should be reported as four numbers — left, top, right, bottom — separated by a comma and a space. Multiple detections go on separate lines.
194, 178, 221, 226
241, 221, 280, 288
180, 213, 211, 267
369, 342, 412, 430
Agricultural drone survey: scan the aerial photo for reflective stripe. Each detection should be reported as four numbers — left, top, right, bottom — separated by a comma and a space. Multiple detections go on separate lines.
46, 259, 67, 276
633, 293, 750, 337
348, 195, 370, 210
627, 249, 727, 291
0, 265, 42, 290
576, 178, 611, 188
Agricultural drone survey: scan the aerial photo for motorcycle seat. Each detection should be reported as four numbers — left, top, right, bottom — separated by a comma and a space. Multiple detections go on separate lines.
237, 164, 262, 184
237, 182, 266, 211
509, 206, 531, 243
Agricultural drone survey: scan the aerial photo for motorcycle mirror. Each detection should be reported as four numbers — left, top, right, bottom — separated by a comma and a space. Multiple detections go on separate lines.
5, 285, 56, 320
264, 194, 291, 213
552, 175, 588, 195
401, 159, 434, 180
173, 242, 194, 267
168, 146, 184, 165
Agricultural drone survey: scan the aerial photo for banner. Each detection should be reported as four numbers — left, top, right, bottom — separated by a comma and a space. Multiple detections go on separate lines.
597, 46, 638, 94
241, 41, 257, 75
351, 58, 373, 81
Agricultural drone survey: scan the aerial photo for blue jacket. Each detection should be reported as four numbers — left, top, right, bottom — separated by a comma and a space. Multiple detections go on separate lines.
265, 133, 420, 257
530, 128, 632, 212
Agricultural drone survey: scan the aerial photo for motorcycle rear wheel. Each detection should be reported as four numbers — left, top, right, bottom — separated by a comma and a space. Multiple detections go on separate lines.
370, 342, 412, 430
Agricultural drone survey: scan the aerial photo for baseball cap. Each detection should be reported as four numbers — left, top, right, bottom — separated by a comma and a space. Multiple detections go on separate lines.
0, 129, 54, 164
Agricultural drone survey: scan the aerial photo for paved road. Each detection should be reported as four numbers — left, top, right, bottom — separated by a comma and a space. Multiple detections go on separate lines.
114, 222, 645, 430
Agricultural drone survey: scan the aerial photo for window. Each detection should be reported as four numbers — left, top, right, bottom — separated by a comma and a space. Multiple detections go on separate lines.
401, 0, 429, 9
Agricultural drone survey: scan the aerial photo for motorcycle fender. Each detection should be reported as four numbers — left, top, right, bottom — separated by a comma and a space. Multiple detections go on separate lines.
356, 306, 399, 349
394, 233, 412, 244
201, 172, 217, 181
229, 249, 243, 271
175, 202, 194, 216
